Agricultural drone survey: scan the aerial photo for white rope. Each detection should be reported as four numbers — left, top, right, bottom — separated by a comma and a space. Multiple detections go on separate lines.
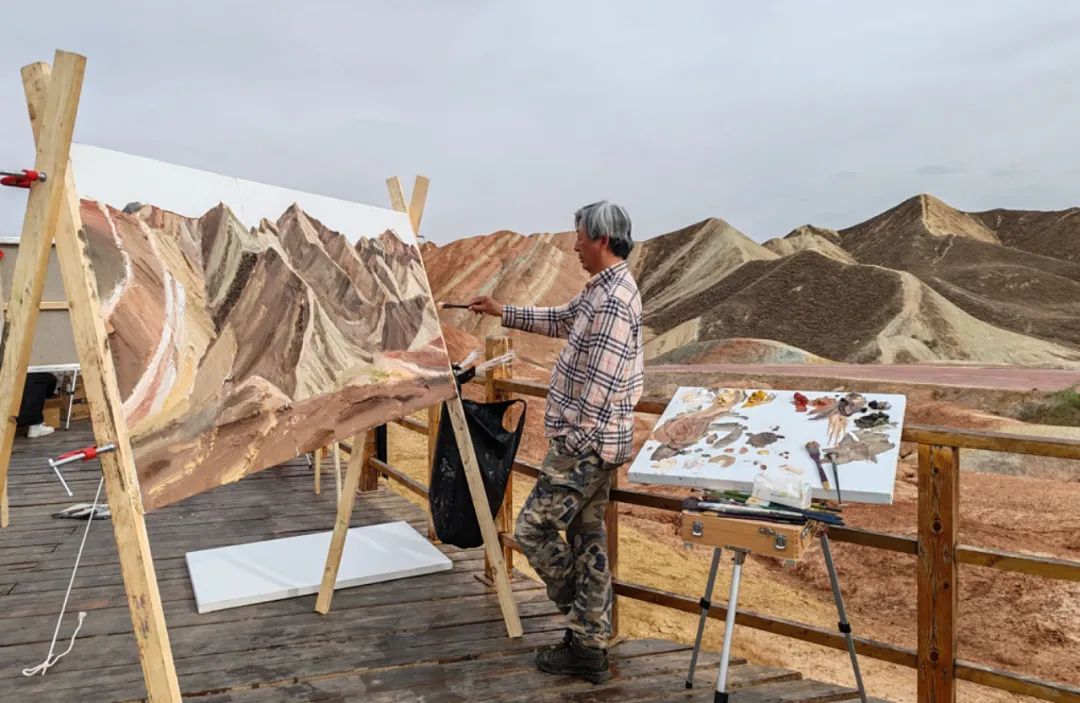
22, 474, 103, 677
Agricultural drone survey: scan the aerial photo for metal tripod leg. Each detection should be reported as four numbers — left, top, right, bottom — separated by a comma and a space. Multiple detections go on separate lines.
64, 369, 78, 430
714, 549, 747, 703
820, 532, 867, 702
686, 547, 723, 689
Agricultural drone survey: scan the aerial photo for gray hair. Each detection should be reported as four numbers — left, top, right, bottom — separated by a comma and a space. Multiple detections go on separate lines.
574, 200, 633, 259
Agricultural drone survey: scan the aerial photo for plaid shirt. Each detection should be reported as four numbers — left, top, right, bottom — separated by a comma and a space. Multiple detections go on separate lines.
502, 261, 644, 464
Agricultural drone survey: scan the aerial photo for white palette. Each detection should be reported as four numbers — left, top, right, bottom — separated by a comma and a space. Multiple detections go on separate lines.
186, 521, 452, 613
628, 387, 907, 504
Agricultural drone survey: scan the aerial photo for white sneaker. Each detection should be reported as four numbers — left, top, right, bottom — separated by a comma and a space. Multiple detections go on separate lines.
27, 423, 55, 438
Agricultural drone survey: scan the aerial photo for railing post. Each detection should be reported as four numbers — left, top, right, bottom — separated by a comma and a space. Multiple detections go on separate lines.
485, 335, 514, 582
918, 442, 959, 703
358, 428, 380, 492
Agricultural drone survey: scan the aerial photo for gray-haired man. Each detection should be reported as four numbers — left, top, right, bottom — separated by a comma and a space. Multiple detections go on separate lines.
469, 201, 644, 683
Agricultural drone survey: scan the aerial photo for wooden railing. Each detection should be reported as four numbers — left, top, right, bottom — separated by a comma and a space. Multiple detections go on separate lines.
352, 337, 1080, 703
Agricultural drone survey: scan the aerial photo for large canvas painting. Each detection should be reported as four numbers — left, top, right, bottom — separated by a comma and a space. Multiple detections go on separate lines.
628, 386, 907, 504
70, 145, 456, 511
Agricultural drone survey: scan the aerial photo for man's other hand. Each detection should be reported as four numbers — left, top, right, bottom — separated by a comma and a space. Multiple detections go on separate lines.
468, 296, 503, 317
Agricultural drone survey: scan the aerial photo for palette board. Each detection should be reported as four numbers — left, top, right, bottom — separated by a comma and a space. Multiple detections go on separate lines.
628, 387, 907, 504
185, 521, 453, 613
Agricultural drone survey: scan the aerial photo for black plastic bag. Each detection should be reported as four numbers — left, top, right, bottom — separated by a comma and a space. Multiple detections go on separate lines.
429, 396, 525, 548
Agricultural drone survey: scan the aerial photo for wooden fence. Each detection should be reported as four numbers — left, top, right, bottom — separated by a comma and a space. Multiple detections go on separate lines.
349, 336, 1080, 703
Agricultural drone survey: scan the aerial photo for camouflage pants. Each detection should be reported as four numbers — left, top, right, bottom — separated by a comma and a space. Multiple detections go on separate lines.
515, 438, 617, 649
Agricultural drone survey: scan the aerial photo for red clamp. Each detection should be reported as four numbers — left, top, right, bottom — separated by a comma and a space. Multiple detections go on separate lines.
54, 443, 115, 465
1, 169, 47, 188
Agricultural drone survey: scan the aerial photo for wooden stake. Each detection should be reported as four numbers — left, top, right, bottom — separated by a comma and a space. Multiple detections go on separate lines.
386, 176, 408, 214
484, 336, 514, 582
426, 404, 440, 540
408, 176, 430, 235
22, 53, 183, 701
445, 394, 523, 637
333, 441, 342, 498
918, 443, 959, 703
313, 445, 323, 495
315, 432, 368, 614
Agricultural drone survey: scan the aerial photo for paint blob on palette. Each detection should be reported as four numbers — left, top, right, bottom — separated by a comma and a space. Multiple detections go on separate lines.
70, 145, 456, 511
627, 387, 907, 504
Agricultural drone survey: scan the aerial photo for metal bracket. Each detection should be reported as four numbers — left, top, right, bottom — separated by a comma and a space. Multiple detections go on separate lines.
758, 526, 788, 551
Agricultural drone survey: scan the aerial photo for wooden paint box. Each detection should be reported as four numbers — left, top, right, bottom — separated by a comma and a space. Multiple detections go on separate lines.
679, 510, 817, 561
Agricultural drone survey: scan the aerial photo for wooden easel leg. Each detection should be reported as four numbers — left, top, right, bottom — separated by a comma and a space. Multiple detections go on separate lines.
315, 432, 367, 614
0, 57, 85, 528
24, 53, 182, 701
313, 446, 323, 495
444, 395, 523, 637
334, 442, 342, 498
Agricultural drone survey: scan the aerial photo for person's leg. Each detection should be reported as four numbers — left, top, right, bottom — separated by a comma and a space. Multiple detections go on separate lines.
565, 468, 614, 650
16, 373, 51, 426
516, 440, 615, 682
515, 439, 605, 614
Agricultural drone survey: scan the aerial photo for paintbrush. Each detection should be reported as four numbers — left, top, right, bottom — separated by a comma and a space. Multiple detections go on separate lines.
439, 302, 472, 309
805, 441, 832, 492
824, 450, 844, 506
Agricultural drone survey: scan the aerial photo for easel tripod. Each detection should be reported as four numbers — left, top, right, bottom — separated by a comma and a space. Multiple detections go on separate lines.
683, 517, 868, 703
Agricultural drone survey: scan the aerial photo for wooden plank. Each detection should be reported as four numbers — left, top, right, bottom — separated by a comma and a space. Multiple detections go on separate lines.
612, 579, 918, 669
957, 544, 1080, 582
393, 415, 427, 434
954, 658, 1080, 703
0, 57, 85, 529
22, 52, 184, 703
904, 425, 1080, 459
918, 443, 959, 703
1, 300, 68, 311
369, 457, 428, 498
723, 678, 858, 702
445, 394, 523, 637
426, 403, 440, 539
313, 445, 323, 494
485, 335, 513, 581
385, 176, 408, 213
315, 432, 367, 614
409, 175, 430, 234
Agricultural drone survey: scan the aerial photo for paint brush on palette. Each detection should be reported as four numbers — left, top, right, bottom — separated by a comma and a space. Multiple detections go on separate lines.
805, 441, 832, 492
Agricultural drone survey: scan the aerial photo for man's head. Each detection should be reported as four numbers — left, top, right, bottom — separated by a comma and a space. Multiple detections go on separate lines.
573, 201, 633, 275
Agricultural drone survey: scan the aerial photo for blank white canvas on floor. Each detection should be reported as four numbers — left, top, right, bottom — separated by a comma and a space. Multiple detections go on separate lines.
186, 521, 452, 613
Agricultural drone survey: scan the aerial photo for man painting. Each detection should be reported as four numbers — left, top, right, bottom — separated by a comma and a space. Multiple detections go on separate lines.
468, 200, 643, 683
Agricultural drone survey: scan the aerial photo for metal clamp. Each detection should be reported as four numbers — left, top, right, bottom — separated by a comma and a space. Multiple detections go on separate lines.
691, 520, 704, 537
758, 526, 788, 551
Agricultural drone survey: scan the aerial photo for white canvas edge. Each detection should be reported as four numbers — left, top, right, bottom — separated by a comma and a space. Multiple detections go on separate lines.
68, 144, 417, 245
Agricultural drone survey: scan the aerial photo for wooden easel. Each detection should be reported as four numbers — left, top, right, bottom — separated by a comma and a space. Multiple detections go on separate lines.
315, 175, 523, 639
2, 51, 520, 703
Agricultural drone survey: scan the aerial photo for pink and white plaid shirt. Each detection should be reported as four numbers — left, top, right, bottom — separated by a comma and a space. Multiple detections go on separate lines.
502, 261, 644, 465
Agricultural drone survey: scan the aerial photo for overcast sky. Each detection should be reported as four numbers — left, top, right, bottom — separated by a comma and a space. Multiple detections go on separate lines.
2, 1, 1079, 244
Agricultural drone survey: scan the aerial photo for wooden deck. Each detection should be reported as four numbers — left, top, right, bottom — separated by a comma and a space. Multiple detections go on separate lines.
1, 422, 884, 702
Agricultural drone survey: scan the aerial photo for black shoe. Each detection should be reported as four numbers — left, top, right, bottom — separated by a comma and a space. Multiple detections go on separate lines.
540, 629, 574, 654
536, 639, 611, 684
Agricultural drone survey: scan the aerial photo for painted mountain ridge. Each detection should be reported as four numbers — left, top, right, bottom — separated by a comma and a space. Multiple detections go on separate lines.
81, 198, 452, 510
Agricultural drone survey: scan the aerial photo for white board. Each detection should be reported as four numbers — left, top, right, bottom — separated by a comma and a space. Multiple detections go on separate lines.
628, 387, 907, 504
69, 144, 415, 243
185, 521, 452, 613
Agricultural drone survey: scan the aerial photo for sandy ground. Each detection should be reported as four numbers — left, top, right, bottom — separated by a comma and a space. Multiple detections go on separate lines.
380, 399, 1078, 703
